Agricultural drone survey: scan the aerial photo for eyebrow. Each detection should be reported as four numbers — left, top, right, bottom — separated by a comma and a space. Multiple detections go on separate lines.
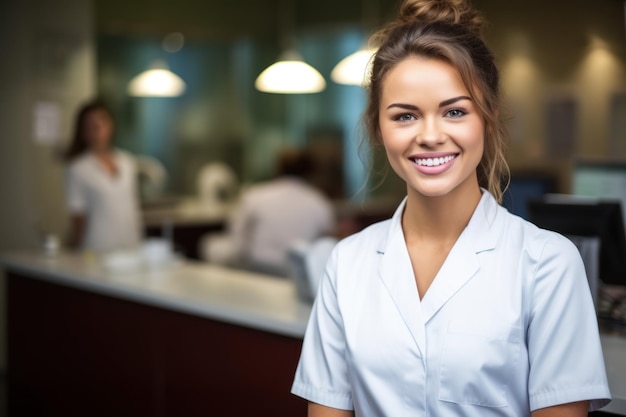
439, 96, 471, 107
386, 96, 472, 110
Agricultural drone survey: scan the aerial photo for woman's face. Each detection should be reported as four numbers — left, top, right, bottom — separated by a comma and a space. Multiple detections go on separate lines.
378, 56, 484, 199
83, 108, 114, 152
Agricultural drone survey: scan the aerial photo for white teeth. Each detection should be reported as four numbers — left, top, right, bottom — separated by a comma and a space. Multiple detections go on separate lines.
414, 155, 455, 166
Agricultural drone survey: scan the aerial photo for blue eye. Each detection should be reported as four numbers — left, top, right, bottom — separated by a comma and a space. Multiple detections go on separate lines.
446, 109, 466, 118
394, 113, 416, 122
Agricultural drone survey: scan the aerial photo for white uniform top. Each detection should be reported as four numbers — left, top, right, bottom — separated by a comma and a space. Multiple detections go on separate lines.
222, 177, 335, 275
292, 191, 611, 416
66, 149, 141, 252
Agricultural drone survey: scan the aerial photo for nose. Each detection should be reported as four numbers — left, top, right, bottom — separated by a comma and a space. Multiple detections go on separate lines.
415, 117, 445, 147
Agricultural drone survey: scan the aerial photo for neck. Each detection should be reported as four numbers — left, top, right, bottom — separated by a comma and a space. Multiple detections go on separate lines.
91, 147, 112, 157
402, 183, 482, 244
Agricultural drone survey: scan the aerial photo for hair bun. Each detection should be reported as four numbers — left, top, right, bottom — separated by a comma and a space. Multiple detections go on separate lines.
399, 0, 485, 36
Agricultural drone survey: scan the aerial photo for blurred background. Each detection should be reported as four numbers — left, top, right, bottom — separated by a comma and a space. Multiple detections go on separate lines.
1, 0, 626, 381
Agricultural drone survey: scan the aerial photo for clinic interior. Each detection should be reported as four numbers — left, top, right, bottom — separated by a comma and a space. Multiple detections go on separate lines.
3, 0, 626, 245
1, 0, 626, 415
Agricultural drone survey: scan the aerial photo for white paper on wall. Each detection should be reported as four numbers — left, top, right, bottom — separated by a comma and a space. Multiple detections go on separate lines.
33, 101, 61, 145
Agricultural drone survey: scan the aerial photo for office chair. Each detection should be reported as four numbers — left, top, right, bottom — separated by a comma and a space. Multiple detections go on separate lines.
287, 237, 338, 302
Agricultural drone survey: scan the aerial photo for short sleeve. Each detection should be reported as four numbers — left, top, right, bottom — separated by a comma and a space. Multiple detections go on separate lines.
66, 164, 86, 213
291, 246, 353, 410
527, 234, 611, 412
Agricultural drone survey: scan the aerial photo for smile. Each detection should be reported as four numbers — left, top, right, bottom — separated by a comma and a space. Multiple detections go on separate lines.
413, 154, 457, 167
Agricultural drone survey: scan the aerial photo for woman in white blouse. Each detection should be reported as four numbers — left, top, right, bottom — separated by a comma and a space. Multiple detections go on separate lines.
64, 100, 141, 252
291, 0, 611, 416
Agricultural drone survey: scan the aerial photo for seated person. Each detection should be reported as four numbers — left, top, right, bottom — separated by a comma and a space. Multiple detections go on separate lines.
200, 148, 336, 276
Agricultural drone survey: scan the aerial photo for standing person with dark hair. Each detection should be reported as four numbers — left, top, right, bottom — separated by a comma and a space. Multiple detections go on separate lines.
64, 99, 141, 252
291, 0, 611, 416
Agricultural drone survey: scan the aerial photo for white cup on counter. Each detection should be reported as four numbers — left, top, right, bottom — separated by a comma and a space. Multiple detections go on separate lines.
103, 238, 176, 273
141, 238, 174, 267
42, 234, 62, 256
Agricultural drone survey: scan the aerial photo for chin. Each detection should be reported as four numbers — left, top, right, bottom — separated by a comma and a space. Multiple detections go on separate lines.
406, 171, 479, 200
410, 185, 455, 198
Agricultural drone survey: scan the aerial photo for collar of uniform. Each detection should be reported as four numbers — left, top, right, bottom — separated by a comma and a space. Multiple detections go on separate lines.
375, 188, 501, 256
463, 189, 501, 254
375, 189, 502, 330
375, 195, 426, 354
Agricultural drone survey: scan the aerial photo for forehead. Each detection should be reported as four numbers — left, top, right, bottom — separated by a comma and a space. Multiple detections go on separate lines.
380, 56, 469, 103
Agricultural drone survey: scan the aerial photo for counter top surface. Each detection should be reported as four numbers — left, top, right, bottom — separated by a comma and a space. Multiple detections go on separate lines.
0, 251, 311, 338
142, 200, 233, 227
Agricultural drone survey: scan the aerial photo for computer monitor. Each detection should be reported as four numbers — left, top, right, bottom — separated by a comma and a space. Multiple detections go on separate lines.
502, 174, 557, 220
527, 195, 626, 288
572, 160, 626, 226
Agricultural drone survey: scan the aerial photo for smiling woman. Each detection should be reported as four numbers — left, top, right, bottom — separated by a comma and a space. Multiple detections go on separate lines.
290, 0, 612, 416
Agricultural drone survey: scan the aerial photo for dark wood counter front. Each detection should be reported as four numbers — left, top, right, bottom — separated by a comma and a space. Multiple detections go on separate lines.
3, 253, 309, 417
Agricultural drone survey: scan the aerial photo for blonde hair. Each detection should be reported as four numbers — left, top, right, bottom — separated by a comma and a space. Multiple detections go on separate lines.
364, 0, 509, 202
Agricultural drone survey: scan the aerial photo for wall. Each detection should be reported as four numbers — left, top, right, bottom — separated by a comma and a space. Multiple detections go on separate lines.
475, 0, 626, 190
0, 0, 95, 373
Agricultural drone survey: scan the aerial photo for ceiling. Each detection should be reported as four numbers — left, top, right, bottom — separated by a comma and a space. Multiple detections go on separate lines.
94, 0, 398, 41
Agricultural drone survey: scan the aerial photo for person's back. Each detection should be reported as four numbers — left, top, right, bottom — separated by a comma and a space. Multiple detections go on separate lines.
200, 148, 336, 276
237, 177, 335, 275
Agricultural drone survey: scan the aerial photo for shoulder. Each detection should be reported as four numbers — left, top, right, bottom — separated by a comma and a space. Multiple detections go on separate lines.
243, 178, 325, 201
113, 148, 136, 166
332, 196, 405, 258
113, 150, 139, 178
319, 219, 391, 297
531, 225, 583, 272
505, 207, 577, 252
495, 206, 583, 272
240, 182, 271, 200
335, 219, 392, 257
67, 153, 93, 175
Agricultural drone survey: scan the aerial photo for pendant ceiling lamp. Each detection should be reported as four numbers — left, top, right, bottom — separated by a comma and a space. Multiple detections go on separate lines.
128, 59, 186, 97
254, 0, 326, 94
331, 47, 376, 86
331, 0, 379, 87
255, 49, 326, 94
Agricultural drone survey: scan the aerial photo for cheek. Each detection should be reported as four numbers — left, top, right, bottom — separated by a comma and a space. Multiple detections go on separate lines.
471, 133, 486, 173
469, 132, 484, 154
462, 121, 485, 154
380, 123, 409, 152
381, 135, 410, 179
384, 147, 407, 181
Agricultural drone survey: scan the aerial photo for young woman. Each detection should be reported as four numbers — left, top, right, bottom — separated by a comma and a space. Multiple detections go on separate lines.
65, 99, 141, 252
291, 0, 611, 416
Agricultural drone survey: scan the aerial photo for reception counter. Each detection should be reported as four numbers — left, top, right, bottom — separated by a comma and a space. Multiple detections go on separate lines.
2, 251, 626, 416
1, 251, 310, 417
